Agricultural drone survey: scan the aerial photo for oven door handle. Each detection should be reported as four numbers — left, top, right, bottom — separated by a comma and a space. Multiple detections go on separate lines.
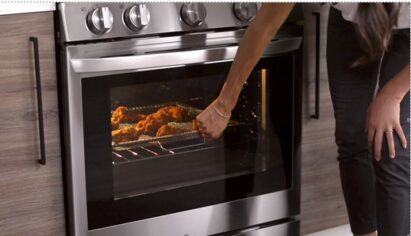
70, 37, 302, 73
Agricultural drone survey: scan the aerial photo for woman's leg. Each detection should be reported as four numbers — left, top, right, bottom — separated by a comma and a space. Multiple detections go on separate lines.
373, 28, 410, 236
327, 7, 380, 235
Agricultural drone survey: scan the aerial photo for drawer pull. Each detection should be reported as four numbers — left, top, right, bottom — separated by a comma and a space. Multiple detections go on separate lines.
311, 12, 320, 119
30, 37, 46, 165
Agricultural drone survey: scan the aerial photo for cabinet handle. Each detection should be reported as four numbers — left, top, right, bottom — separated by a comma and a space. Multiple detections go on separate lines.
30, 37, 46, 165
311, 12, 320, 119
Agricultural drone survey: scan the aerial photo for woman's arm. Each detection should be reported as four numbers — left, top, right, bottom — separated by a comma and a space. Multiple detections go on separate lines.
367, 64, 410, 160
196, 3, 295, 139
216, 3, 295, 113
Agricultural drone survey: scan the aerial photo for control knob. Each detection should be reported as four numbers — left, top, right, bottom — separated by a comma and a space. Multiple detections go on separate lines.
181, 3, 206, 27
233, 3, 258, 22
124, 4, 150, 31
87, 7, 114, 34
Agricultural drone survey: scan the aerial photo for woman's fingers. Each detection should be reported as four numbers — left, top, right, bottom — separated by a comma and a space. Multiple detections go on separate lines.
197, 122, 207, 131
385, 130, 396, 159
201, 133, 211, 139
209, 131, 221, 139
374, 130, 383, 161
198, 122, 209, 134
198, 127, 207, 135
368, 128, 375, 153
368, 124, 407, 161
196, 117, 215, 138
200, 127, 222, 140
394, 123, 407, 149
196, 115, 208, 130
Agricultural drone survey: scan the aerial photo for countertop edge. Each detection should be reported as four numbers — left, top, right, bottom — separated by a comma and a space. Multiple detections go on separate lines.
0, 3, 56, 16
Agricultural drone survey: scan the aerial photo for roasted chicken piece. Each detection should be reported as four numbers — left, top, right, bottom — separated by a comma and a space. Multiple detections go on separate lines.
136, 106, 188, 135
165, 106, 187, 121
111, 126, 141, 143
111, 106, 146, 130
156, 122, 194, 137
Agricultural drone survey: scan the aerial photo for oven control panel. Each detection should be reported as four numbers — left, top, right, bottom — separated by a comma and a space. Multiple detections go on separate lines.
58, 3, 259, 42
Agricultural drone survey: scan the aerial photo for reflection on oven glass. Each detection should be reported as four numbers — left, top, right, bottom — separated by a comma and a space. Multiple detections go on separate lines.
108, 68, 283, 200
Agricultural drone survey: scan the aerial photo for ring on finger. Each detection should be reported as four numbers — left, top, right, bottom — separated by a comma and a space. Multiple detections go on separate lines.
385, 130, 393, 134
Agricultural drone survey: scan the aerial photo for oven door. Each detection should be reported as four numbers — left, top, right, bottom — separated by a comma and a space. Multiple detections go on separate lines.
62, 34, 302, 236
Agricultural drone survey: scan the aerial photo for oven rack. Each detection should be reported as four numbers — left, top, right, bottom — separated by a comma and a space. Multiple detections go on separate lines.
112, 135, 220, 165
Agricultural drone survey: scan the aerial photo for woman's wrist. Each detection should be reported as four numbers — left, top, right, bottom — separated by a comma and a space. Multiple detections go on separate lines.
380, 82, 406, 103
215, 95, 234, 116
380, 64, 410, 103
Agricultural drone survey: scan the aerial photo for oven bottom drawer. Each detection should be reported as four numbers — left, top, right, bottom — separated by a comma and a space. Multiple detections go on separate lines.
223, 220, 300, 236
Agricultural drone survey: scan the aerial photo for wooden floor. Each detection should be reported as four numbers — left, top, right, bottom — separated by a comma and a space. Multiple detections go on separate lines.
305, 224, 351, 236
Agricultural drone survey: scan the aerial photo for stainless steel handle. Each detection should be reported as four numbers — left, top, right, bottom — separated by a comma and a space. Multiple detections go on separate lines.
70, 37, 302, 74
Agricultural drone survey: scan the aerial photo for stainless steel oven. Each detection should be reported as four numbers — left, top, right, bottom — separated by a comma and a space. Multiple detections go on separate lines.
57, 3, 303, 236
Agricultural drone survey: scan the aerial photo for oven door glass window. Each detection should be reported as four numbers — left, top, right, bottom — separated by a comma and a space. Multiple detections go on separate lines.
82, 56, 295, 229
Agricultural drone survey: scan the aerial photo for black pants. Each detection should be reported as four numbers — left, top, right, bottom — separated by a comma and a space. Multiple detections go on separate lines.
327, 7, 410, 236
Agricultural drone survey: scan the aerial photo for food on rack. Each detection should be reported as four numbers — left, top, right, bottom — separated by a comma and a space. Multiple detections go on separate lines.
111, 105, 203, 143
111, 126, 141, 143
192, 119, 199, 131
156, 122, 193, 137
156, 124, 187, 137
111, 106, 146, 130
168, 106, 188, 121
136, 106, 188, 135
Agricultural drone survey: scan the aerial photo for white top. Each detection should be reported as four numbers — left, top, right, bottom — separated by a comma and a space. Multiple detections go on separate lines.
333, 3, 410, 29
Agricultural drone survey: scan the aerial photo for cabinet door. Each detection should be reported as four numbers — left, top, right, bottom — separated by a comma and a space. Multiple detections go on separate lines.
300, 4, 349, 234
0, 12, 65, 235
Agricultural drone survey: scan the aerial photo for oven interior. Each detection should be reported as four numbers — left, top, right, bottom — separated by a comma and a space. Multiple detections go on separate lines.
109, 66, 283, 199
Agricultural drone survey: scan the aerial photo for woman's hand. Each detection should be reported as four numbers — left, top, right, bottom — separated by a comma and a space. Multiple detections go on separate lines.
366, 90, 407, 161
196, 99, 231, 139
367, 64, 409, 161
